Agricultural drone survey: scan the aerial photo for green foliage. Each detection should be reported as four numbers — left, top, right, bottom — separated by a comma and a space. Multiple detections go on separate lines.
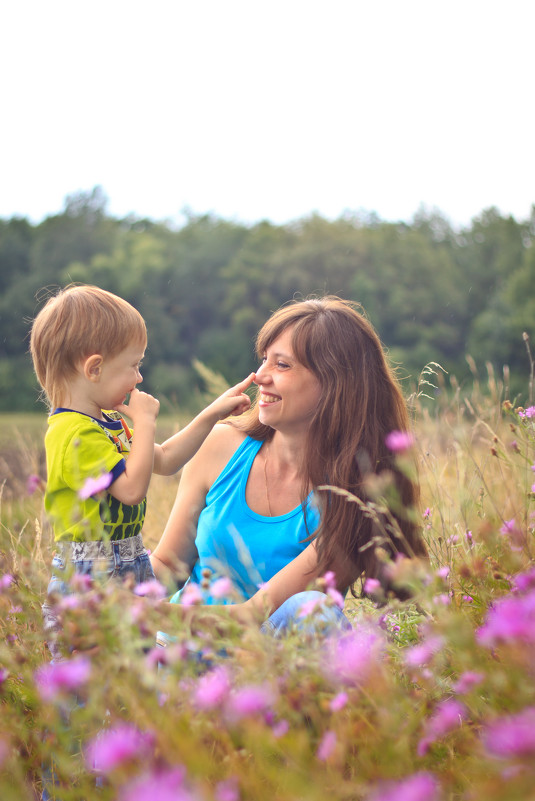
1, 189, 534, 410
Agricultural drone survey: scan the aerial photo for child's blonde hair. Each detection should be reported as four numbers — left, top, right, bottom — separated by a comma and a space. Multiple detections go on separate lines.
30, 284, 147, 409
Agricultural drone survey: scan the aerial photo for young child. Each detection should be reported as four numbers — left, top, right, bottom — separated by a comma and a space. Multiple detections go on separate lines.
30, 284, 254, 657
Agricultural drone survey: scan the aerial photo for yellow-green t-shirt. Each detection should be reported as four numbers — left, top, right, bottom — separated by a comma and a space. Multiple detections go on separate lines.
44, 409, 146, 543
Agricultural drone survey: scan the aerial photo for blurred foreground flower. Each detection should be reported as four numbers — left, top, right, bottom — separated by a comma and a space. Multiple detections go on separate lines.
118, 766, 194, 801
85, 723, 154, 773
35, 656, 91, 700
317, 729, 337, 761
324, 625, 385, 687
26, 474, 43, 494
194, 666, 231, 710
482, 706, 535, 759
368, 771, 441, 801
225, 683, 276, 721
477, 588, 535, 647
134, 579, 167, 599
78, 472, 113, 500
417, 699, 467, 756
385, 430, 414, 452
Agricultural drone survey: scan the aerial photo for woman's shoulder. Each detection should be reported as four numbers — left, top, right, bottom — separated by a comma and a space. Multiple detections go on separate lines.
192, 423, 250, 487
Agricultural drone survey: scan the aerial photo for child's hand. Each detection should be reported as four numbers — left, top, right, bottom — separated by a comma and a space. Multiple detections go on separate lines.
209, 373, 256, 420
116, 388, 160, 423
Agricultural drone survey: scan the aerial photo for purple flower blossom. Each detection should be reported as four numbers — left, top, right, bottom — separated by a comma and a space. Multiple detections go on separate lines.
462, 595, 473, 603
417, 699, 467, 755
0, 574, 14, 591
483, 707, 535, 759
404, 635, 444, 668
134, 579, 167, 599
436, 566, 450, 580
210, 577, 235, 599
69, 573, 93, 592
271, 719, 289, 738
26, 474, 42, 495
0, 737, 8, 768
118, 767, 192, 801
368, 771, 441, 801
330, 691, 349, 712
512, 567, 535, 594
385, 430, 414, 453
363, 577, 382, 595
0, 666, 8, 685
323, 570, 337, 590
324, 625, 385, 687
477, 588, 535, 647
85, 723, 153, 773
215, 777, 240, 801
35, 656, 91, 700
180, 582, 204, 606
518, 406, 535, 418
226, 683, 275, 721
327, 587, 345, 609
317, 729, 337, 761
78, 472, 113, 500
194, 666, 231, 710
452, 671, 484, 695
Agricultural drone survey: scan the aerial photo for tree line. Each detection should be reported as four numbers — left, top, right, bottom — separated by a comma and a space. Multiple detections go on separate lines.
1, 186, 534, 412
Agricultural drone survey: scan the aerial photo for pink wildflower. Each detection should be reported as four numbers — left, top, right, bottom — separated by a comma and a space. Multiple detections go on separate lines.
226, 683, 275, 721
436, 566, 450, 580
35, 656, 91, 700
512, 567, 535, 594
0, 737, 8, 768
327, 587, 345, 609
417, 699, 467, 755
85, 723, 153, 773
368, 771, 441, 801
194, 666, 231, 710
134, 579, 167, 599
26, 474, 42, 494
215, 777, 240, 801
118, 767, 192, 801
483, 707, 535, 759
317, 730, 337, 761
271, 719, 289, 738
210, 577, 234, 599
330, 691, 349, 712
78, 472, 112, 500
477, 588, 535, 647
363, 577, 382, 595
518, 406, 535, 418
452, 671, 484, 695
180, 582, 204, 606
0, 667, 8, 685
69, 573, 93, 591
404, 635, 444, 668
462, 595, 473, 603
0, 574, 14, 591
385, 430, 414, 452
323, 570, 337, 590
324, 625, 385, 687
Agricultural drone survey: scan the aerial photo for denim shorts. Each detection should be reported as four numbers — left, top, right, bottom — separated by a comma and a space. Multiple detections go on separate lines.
43, 533, 154, 659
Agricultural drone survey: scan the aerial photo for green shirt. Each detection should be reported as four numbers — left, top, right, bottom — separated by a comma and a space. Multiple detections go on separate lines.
44, 409, 146, 543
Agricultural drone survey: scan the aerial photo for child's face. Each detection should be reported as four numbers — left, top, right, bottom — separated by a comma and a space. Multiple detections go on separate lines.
96, 342, 146, 410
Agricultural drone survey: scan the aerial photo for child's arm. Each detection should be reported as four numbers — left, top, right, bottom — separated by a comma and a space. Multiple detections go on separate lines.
110, 389, 160, 505
153, 373, 255, 476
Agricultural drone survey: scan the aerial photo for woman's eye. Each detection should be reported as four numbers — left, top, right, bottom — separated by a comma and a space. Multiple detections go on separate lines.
277, 361, 289, 369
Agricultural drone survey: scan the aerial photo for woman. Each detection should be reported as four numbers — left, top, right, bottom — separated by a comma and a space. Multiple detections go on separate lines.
151, 296, 427, 632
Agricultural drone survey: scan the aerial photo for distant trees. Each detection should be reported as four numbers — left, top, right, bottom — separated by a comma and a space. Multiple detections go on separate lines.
1, 187, 533, 411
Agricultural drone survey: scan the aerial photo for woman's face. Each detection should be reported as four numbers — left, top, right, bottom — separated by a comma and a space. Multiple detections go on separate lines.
254, 326, 322, 435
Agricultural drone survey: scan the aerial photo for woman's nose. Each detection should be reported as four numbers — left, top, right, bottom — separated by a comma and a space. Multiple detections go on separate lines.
254, 362, 270, 384
136, 369, 143, 383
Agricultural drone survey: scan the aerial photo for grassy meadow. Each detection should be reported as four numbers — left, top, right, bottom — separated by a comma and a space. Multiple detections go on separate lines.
1, 377, 534, 801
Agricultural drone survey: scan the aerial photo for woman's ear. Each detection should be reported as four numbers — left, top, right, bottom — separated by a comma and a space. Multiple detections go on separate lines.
83, 354, 103, 382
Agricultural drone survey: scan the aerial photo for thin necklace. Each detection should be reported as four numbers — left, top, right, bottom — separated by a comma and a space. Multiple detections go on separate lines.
263, 443, 274, 517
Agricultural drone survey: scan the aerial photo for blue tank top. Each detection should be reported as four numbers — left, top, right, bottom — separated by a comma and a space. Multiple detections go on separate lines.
171, 436, 320, 604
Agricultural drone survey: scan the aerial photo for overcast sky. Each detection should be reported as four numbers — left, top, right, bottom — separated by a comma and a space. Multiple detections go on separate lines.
2, 0, 534, 229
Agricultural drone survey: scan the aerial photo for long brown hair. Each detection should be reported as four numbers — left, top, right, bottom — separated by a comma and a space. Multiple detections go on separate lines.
237, 296, 426, 587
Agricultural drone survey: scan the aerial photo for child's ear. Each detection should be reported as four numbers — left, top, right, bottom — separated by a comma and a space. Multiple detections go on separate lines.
83, 354, 104, 382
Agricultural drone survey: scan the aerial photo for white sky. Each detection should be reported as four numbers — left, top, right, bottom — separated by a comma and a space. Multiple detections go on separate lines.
1, 0, 534, 229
